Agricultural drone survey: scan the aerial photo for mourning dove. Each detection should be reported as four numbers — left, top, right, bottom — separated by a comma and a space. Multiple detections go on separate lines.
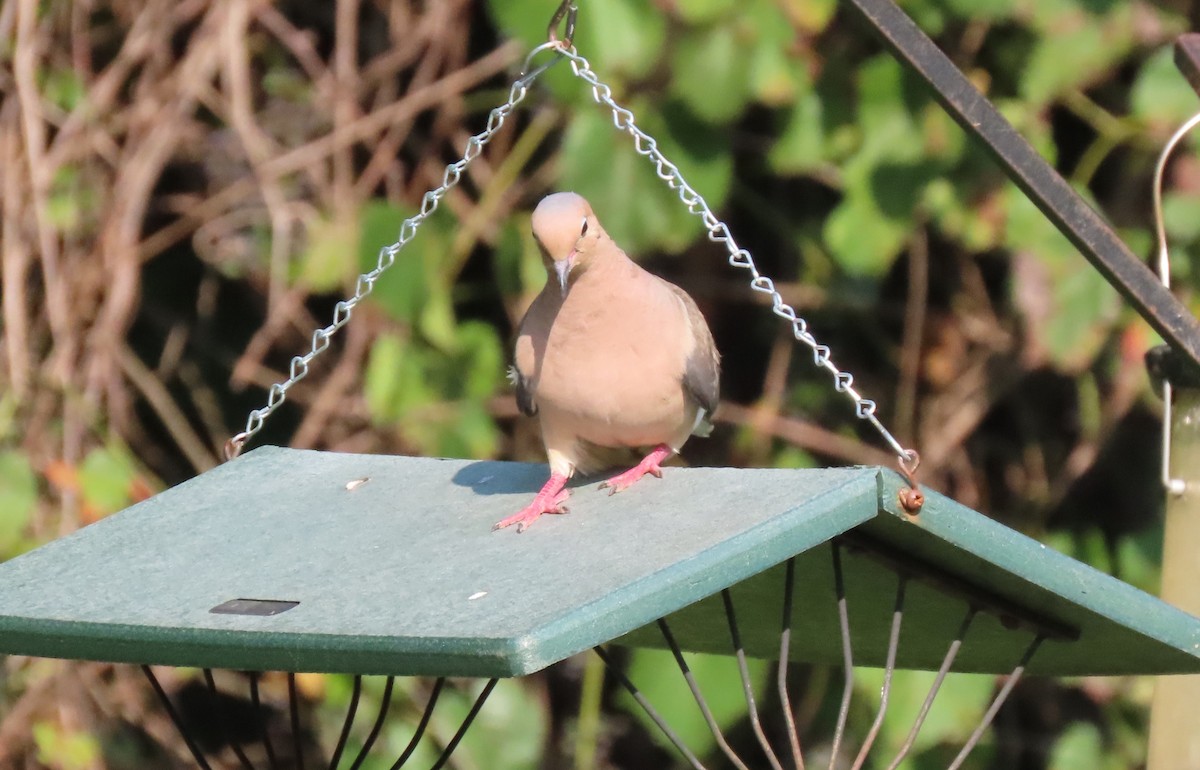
494, 192, 720, 532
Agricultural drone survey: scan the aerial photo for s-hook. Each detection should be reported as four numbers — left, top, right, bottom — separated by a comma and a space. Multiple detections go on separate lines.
1151, 107, 1200, 496
547, 0, 578, 47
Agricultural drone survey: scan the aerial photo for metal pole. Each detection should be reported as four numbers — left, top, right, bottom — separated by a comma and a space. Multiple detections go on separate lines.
1148, 387, 1200, 770
1147, 35, 1200, 770
839, 0, 1200, 370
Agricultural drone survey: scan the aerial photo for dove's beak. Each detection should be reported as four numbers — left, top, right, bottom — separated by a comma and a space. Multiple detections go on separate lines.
554, 253, 576, 297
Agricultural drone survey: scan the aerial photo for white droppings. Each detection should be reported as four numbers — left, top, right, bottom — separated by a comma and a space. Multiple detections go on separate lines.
468, 591, 488, 601
345, 477, 370, 491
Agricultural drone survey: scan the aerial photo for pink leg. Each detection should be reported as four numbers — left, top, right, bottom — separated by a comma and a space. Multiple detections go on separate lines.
599, 444, 675, 495
493, 472, 570, 533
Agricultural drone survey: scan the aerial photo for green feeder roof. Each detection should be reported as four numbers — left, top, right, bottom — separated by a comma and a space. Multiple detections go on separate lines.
0, 446, 1194, 678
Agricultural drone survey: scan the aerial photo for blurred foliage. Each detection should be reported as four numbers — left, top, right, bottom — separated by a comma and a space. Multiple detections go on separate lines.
2, 0, 1200, 766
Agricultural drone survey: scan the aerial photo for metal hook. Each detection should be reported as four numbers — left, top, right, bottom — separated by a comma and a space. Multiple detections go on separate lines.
547, 0, 578, 47
897, 449, 924, 513
1152, 109, 1200, 497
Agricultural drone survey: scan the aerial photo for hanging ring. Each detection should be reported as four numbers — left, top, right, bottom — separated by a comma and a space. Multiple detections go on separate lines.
1152, 108, 1200, 497
519, 40, 570, 80
547, 0, 578, 47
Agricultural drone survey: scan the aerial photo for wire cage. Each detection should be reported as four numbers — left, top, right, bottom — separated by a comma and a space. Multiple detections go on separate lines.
3, 1, 1200, 769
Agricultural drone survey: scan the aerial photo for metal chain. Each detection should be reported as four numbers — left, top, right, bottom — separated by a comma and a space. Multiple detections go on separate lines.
555, 46, 920, 478
226, 32, 920, 487
224, 57, 555, 459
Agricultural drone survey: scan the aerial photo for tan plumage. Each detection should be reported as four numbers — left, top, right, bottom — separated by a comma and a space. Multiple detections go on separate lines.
495, 191, 720, 532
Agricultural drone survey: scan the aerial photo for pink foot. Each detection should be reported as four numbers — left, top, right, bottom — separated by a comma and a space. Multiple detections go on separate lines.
494, 473, 570, 533
599, 444, 675, 495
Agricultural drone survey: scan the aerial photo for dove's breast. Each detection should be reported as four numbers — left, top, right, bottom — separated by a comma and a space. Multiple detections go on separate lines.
515, 259, 701, 460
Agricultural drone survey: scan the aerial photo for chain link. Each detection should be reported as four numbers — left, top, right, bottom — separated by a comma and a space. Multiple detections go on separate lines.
226, 40, 919, 480
224, 61, 551, 459
556, 47, 919, 475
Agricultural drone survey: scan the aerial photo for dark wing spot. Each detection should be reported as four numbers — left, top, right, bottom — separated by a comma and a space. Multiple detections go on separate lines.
668, 284, 720, 415
513, 368, 538, 417
684, 348, 720, 416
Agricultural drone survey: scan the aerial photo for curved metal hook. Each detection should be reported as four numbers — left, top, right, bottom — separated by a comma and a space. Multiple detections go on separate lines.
519, 40, 571, 80
1152, 108, 1200, 496
547, 0, 578, 47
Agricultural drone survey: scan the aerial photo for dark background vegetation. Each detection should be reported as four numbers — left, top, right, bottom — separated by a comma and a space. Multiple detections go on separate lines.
2, 0, 1200, 767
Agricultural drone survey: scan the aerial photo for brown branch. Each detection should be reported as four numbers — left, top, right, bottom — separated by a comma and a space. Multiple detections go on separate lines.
894, 223, 929, 444
118, 344, 218, 474
135, 40, 521, 262
717, 402, 897, 468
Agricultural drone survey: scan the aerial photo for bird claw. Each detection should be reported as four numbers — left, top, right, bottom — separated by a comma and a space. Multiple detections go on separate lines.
493, 489, 570, 533
599, 462, 664, 495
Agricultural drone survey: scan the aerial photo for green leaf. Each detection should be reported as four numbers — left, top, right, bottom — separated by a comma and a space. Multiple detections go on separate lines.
1131, 47, 1200, 130
33, 722, 101, 770
560, 105, 714, 255
358, 201, 422, 323
669, 25, 753, 125
938, 0, 1015, 21
823, 193, 910, 276
417, 280, 458, 352
459, 679, 548, 769
493, 219, 538, 299
79, 446, 138, 517
454, 321, 506, 400
856, 667, 995, 756
42, 68, 86, 111
45, 167, 98, 234
617, 649, 766, 758
485, 0, 665, 82
1048, 722, 1106, 770
364, 334, 434, 424
780, 0, 837, 34
769, 92, 826, 174
742, 1, 809, 107
1005, 187, 1120, 369
576, 0, 667, 81
1164, 192, 1200, 245
443, 401, 501, 459
0, 452, 36, 554
359, 202, 462, 348
1019, 9, 1135, 106
674, 0, 738, 24
296, 214, 356, 292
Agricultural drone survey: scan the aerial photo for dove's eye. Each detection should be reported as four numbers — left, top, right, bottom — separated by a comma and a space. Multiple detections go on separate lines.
580, 218, 589, 236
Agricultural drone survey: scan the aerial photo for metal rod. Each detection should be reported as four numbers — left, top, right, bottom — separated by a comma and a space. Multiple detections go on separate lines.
828, 542, 855, 770
850, 578, 907, 770
777, 557, 805, 770
203, 669, 256, 770
347, 676, 394, 770
593, 646, 709, 770
841, 531, 1076, 641
388, 677, 446, 770
288, 673, 305, 770
250, 673, 282, 770
885, 608, 977, 770
722, 589, 786, 770
428, 679, 498, 770
841, 0, 1200, 370
947, 634, 1044, 770
657, 618, 751, 770
328, 675, 362, 770
141, 665, 214, 770
1175, 33, 1200, 95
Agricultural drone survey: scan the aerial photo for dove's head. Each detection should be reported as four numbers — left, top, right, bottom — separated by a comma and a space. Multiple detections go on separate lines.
531, 192, 605, 297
